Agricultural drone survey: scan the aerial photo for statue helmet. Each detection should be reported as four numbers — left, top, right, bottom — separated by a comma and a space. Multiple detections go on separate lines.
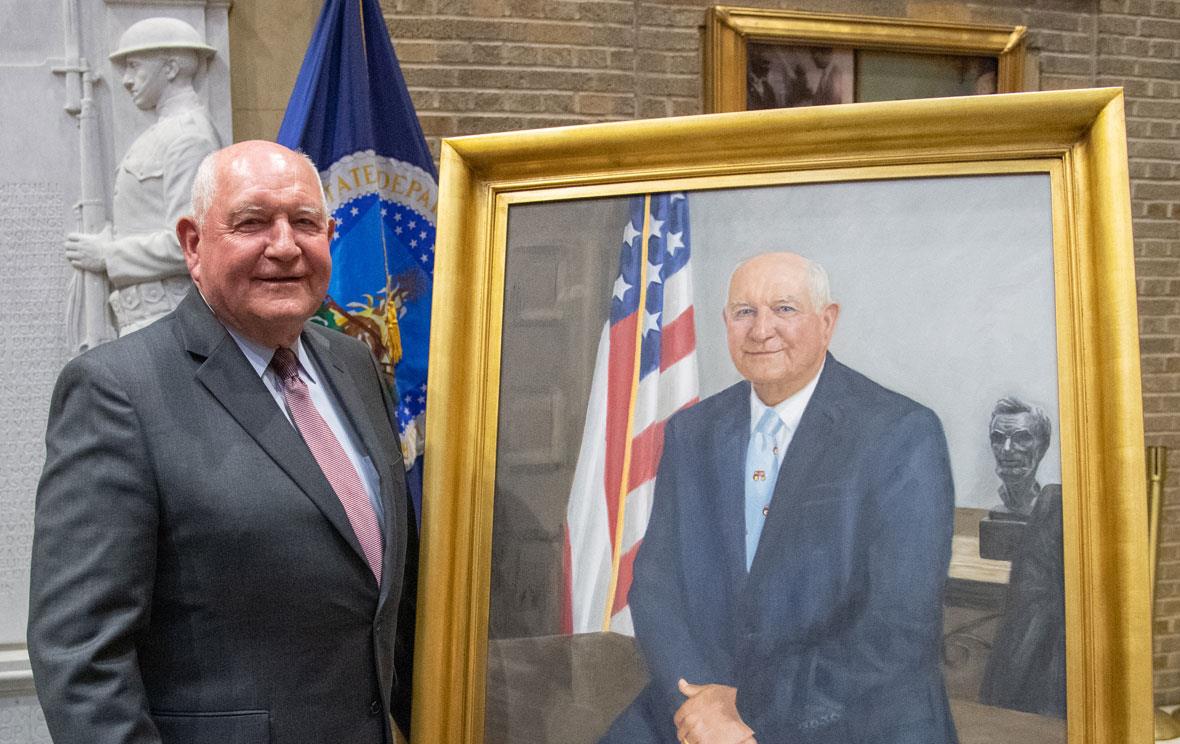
109, 17, 216, 63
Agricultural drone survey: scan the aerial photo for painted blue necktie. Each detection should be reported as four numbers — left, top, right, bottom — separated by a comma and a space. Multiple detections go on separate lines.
745, 408, 784, 571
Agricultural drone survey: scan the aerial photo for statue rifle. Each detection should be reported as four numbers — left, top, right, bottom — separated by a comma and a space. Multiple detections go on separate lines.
61, 0, 115, 355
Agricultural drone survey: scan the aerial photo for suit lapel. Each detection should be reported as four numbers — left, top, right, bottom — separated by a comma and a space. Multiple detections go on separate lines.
177, 293, 370, 573
713, 382, 751, 590
303, 328, 400, 602
747, 357, 846, 585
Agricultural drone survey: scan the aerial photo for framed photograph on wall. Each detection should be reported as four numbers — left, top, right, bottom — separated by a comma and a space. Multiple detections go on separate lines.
413, 89, 1149, 744
705, 7, 1028, 113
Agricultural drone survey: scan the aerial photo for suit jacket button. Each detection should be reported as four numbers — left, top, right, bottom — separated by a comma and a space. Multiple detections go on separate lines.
370, 700, 381, 716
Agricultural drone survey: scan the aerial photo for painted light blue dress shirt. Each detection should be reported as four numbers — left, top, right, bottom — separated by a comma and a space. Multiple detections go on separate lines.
744, 363, 822, 569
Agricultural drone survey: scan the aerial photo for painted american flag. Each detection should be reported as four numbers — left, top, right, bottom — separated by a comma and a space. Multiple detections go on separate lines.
563, 192, 699, 635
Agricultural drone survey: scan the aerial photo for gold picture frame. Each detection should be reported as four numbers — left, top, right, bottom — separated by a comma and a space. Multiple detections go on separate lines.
415, 89, 1149, 743
704, 6, 1028, 113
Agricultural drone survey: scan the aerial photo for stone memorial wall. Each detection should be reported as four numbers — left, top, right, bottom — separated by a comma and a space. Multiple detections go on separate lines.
0, 181, 68, 642
0, 2, 230, 740
0, 6, 79, 721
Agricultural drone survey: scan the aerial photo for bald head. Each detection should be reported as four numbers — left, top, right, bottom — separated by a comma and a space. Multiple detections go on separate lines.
728, 252, 832, 309
723, 252, 839, 405
190, 140, 327, 229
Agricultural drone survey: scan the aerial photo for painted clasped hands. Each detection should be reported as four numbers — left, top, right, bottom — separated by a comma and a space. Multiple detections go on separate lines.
674, 678, 757, 744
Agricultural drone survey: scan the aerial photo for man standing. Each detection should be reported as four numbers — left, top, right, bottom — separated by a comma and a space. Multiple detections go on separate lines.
602, 252, 957, 744
746, 46, 780, 110
809, 48, 847, 106
64, 17, 221, 336
30, 140, 416, 743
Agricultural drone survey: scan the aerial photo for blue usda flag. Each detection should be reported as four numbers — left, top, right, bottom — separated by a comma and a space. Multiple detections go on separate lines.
278, 0, 435, 521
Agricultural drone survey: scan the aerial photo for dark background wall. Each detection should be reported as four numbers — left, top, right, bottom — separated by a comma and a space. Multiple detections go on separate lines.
231, 0, 1180, 703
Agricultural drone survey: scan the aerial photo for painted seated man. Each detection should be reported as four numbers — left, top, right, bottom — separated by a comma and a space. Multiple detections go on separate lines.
602, 252, 959, 744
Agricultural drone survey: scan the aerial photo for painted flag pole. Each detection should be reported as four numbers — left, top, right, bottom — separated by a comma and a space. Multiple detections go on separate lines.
277, 0, 436, 522
564, 193, 699, 635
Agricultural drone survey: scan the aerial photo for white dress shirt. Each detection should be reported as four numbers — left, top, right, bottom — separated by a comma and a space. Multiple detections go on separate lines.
225, 327, 386, 529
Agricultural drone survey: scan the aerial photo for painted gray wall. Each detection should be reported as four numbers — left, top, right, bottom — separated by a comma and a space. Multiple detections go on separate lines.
689, 174, 1060, 510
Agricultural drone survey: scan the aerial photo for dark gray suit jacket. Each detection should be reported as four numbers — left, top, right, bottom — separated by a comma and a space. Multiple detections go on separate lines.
603, 355, 957, 744
28, 291, 417, 744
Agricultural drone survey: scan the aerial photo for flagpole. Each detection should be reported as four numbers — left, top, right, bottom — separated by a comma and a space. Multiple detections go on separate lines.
356, 0, 403, 373
602, 195, 652, 632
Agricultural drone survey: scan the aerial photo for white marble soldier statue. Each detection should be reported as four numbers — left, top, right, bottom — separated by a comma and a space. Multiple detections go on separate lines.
63, 17, 221, 335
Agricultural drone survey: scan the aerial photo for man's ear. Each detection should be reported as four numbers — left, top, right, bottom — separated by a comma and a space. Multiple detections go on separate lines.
177, 216, 201, 282
163, 56, 180, 82
820, 302, 840, 343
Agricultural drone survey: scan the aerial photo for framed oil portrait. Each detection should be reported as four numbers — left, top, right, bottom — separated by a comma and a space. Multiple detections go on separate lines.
704, 7, 1028, 113
414, 89, 1150, 744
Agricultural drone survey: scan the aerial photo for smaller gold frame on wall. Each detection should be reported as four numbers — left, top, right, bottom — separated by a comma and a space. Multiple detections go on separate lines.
704, 6, 1028, 113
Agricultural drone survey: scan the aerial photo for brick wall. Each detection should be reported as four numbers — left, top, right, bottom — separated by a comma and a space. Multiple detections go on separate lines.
1095, 0, 1180, 704
380, 0, 1113, 154
232, 0, 1180, 702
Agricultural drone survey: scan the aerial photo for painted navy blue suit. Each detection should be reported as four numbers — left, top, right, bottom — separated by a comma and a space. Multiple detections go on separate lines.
602, 354, 958, 744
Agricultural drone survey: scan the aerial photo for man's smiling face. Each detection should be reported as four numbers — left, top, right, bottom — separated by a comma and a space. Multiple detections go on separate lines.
180, 141, 334, 348
724, 252, 838, 406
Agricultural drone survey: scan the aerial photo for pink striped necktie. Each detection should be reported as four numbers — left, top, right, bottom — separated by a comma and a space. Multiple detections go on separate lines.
270, 347, 382, 585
